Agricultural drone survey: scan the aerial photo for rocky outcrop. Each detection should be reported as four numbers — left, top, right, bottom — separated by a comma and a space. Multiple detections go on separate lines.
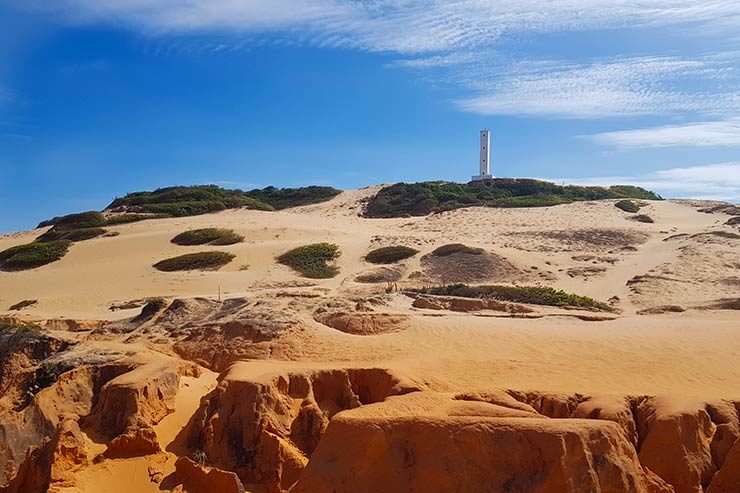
313, 311, 409, 335
83, 359, 197, 458
174, 457, 245, 493
186, 365, 417, 492
636, 397, 717, 493
294, 410, 672, 493
410, 294, 533, 314
2, 416, 89, 493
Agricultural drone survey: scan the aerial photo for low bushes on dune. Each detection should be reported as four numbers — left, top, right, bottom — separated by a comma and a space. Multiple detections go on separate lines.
614, 200, 641, 213
365, 246, 419, 264
430, 243, 484, 257
171, 228, 244, 246
153, 251, 235, 272
277, 243, 340, 279
363, 179, 661, 218
410, 284, 613, 311
631, 214, 654, 224
0, 241, 72, 271
35, 227, 107, 243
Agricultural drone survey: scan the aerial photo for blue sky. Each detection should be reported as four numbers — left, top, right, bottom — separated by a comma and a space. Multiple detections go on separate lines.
1, 1, 740, 232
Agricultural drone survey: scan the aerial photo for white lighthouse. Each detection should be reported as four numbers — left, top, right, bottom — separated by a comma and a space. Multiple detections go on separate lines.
472, 129, 494, 181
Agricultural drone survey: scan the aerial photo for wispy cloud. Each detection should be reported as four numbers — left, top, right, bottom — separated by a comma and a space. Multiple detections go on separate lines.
16, 1, 740, 120
549, 162, 740, 201
587, 118, 740, 148
454, 55, 739, 118
23, 1, 740, 54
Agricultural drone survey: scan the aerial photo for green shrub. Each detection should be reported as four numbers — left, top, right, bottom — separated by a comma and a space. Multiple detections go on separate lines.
615, 200, 640, 213
364, 179, 661, 218
0, 241, 72, 271
277, 243, 340, 278
108, 184, 341, 217
631, 214, 654, 223
411, 284, 612, 311
431, 244, 484, 257
365, 246, 419, 264
35, 227, 106, 243
9, 299, 37, 311
171, 228, 244, 246
38, 211, 105, 230
153, 251, 235, 272
104, 213, 166, 225
247, 185, 342, 209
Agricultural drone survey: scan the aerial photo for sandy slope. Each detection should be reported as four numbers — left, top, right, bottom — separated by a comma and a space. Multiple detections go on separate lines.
2, 189, 740, 491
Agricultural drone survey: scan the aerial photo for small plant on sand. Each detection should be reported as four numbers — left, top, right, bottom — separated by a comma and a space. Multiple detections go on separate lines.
153, 251, 235, 272
365, 246, 419, 264
277, 243, 340, 279
631, 214, 654, 224
410, 284, 613, 311
171, 228, 244, 246
430, 243, 484, 256
9, 299, 38, 311
0, 241, 72, 271
615, 200, 640, 213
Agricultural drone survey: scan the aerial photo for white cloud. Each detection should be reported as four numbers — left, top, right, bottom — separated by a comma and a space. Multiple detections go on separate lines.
454, 56, 738, 118
16, 1, 740, 119
22, 1, 740, 54
549, 162, 740, 201
588, 118, 740, 148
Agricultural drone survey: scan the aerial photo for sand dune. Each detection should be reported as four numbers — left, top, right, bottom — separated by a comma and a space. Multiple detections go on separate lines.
1, 190, 740, 492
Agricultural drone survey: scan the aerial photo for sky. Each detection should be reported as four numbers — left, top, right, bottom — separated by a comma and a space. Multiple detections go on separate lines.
1, 1, 740, 232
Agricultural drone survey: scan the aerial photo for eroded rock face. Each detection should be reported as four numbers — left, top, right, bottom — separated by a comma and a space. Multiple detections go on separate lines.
637, 397, 717, 493
293, 414, 671, 493
174, 457, 245, 493
313, 311, 409, 335
2, 416, 89, 493
410, 294, 533, 314
186, 365, 418, 492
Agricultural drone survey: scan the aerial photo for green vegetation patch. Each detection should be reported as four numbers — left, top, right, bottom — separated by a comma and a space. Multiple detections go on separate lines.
37, 211, 106, 230
9, 299, 38, 311
246, 185, 342, 210
615, 200, 641, 213
410, 284, 613, 311
171, 228, 244, 246
36, 227, 107, 243
153, 251, 235, 272
631, 214, 655, 224
364, 179, 661, 218
277, 243, 341, 279
431, 243, 484, 257
365, 246, 419, 264
0, 241, 72, 271
108, 184, 341, 217
104, 213, 166, 225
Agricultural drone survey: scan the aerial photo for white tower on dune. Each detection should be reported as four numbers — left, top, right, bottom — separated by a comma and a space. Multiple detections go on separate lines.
472, 129, 494, 181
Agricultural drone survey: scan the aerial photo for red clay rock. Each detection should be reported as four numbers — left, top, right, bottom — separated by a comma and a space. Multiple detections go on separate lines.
574, 395, 639, 446
707, 438, 740, 492
187, 365, 417, 492
2, 416, 88, 493
293, 414, 672, 493
175, 456, 245, 493
637, 397, 716, 493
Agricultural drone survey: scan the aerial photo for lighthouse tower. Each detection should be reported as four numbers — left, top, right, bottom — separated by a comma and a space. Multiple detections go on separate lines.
472, 129, 494, 181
